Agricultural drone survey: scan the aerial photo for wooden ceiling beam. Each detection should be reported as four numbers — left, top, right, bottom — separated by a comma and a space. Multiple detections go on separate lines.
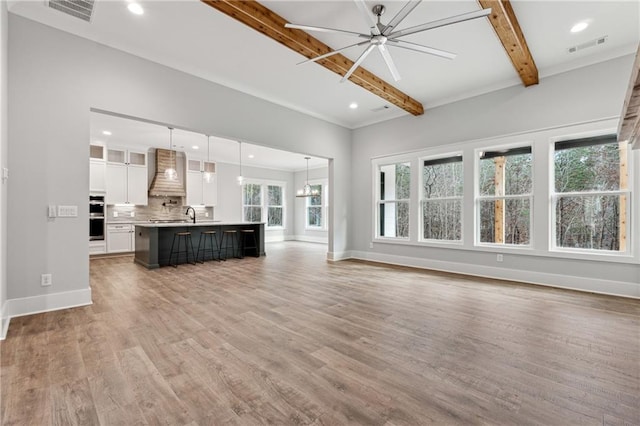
201, 0, 424, 116
478, 0, 538, 86
618, 44, 640, 148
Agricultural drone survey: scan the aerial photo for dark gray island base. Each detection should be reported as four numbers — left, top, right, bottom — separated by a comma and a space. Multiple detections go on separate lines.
134, 222, 265, 269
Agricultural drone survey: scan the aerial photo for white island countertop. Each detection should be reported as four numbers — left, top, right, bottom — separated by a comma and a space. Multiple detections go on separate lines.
134, 221, 265, 228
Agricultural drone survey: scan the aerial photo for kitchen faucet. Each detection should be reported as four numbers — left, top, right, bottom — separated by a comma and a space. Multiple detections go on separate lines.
185, 206, 196, 224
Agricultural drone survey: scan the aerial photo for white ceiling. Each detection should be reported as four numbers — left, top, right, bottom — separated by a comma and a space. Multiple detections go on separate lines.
9, 0, 640, 130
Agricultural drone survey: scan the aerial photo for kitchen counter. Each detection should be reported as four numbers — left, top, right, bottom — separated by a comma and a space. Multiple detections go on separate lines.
133, 222, 265, 269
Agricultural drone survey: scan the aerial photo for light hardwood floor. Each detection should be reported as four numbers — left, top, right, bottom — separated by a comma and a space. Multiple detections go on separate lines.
1, 242, 638, 425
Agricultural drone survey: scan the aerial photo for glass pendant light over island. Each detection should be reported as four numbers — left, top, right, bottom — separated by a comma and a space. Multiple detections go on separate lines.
164, 127, 177, 181
297, 156, 319, 197
237, 141, 244, 186
204, 135, 212, 183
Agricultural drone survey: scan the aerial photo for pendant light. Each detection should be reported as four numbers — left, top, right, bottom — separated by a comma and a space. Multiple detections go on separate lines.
296, 156, 319, 197
164, 127, 177, 181
203, 135, 212, 183
237, 141, 244, 186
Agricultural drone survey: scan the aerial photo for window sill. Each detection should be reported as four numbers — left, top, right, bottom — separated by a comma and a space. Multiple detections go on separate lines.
371, 238, 638, 264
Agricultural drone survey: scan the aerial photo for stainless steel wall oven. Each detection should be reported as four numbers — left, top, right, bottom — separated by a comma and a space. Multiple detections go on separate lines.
89, 195, 105, 241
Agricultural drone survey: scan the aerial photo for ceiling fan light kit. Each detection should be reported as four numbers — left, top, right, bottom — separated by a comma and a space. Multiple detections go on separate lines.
285, 0, 491, 83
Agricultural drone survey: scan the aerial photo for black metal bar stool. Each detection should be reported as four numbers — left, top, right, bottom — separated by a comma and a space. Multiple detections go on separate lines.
221, 229, 239, 260
239, 228, 258, 258
169, 231, 196, 267
196, 230, 221, 263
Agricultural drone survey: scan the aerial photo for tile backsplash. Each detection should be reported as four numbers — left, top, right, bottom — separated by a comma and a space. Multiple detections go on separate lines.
107, 197, 214, 223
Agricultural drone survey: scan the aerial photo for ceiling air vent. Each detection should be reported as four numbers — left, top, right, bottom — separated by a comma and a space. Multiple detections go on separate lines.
567, 36, 607, 54
48, 0, 95, 22
371, 105, 391, 112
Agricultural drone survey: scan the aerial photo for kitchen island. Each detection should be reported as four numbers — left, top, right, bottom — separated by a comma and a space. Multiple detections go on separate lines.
134, 221, 265, 269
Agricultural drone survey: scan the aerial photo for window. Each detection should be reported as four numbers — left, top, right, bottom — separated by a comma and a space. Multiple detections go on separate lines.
243, 183, 262, 222
478, 146, 532, 245
306, 183, 327, 228
422, 155, 463, 241
267, 185, 284, 227
553, 136, 629, 252
243, 182, 286, 227
378, 162, 410, 238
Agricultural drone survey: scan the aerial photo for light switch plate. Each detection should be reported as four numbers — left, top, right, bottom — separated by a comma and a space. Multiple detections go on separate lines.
48, 205, 57, 218
58, 205, 78, 217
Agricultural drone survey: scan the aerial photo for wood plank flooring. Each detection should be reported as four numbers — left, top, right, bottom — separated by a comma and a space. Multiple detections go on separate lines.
1, 241, 639, 425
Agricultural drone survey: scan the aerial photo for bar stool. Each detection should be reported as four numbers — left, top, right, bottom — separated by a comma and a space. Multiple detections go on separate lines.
220, 229, 239, 260
239, 228, 258, 258
169, 231, 196, 267
196, 230, 221, 263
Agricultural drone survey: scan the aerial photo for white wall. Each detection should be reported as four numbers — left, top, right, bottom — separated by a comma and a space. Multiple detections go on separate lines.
7, 15, 351, 318
0, 0, 8, 338
294, 166, 329, 243
351, 55, 640, 298
215, 162, 295, 242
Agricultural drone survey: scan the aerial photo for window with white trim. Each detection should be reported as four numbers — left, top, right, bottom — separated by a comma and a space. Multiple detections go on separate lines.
378, 162, 410, 239
243, 183, 262, 223
306, 182, 328, 229
243, 181, 286, 227
267, 185, 284, 227
553, 135, 629, 252
477, 146, 532, 245
421, 155, 463, 241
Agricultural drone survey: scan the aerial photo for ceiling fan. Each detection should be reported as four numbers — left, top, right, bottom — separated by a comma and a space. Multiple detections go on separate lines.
285, 0, 491, 82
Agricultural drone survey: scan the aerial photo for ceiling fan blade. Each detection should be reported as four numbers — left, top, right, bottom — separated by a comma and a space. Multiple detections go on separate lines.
353, 0, 381, 35
297, 41, 370, 65
387, 39, 456, 59
341, 44, 376, 83
388, 8, 492, 40
382, 0, 422, 36
378, 45, 401, 81
285, 23, 368, 39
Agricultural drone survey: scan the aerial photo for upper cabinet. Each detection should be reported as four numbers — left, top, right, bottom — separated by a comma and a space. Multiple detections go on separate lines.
89, 144, 106, 193
105, 148, 148, 205
186, 159, 217, 206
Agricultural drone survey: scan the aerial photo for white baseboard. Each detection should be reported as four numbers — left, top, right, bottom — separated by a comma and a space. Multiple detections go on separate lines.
293, 235, 329, 244
265, 235, 287, 243
0, 300, 8, 340
349, 251, 640, 299
327, 250, 352, 261
1, 288, 93, 339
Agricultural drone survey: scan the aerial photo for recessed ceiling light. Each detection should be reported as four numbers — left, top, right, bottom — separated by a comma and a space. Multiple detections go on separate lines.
349, 102, 358, 109
102, 130, 111, 136
248, 154, 255, 159
571, 21, 588, 33
192, 146, 199, 150
127, 2, 144, 15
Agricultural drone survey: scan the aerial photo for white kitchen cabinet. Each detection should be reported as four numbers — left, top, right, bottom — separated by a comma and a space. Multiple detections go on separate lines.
106, 224, 135, 253
89, 144, 106, 193
105, 148, 148, 205
90, 160, 106, 193
186, 159, 217, 206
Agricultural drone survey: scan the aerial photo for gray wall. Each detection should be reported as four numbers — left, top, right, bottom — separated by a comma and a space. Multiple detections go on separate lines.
294, 166, 329, 243
1, 1, 8, 336
215, 162, 296, 241
7, 15, 351, 304
351, 56, 640, 297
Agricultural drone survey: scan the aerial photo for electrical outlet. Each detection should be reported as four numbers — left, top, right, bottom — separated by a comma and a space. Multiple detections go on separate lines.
41, 273, 52, 287
113, 211, 118, 217
130, 211, 135, 217
205, 212, 209, 217
497, 254, 503, 262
